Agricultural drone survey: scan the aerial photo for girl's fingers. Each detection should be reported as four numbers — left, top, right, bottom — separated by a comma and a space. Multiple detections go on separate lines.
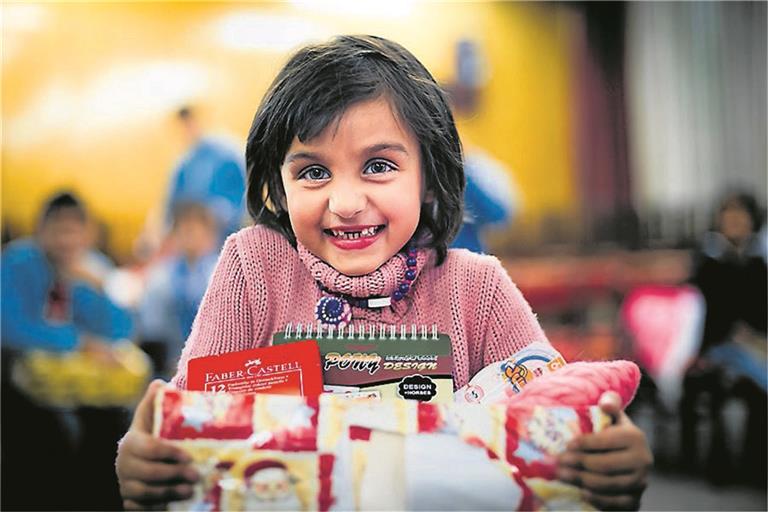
570, 429, 628, 452
125, 430, 193, 464
121, 456, 198, 484
597, 391, 623, 421
117, 382, 197, 509
132, 379, 168, 432
583, 489, 642, 511
120, 479, 195, 504
558, 466, 647, 494
568, 421, 641, 453
122, 499, 144, 510
576, 449, 646, 475
123, 497, 176, 511
556, 465, 581, 485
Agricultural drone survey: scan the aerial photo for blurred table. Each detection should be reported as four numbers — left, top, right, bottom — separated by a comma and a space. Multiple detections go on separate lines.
500, 249, 691, 361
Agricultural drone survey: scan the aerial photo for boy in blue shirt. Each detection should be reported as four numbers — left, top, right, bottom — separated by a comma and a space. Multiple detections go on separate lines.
2, 191, 133, 351
1, 191, 134, 510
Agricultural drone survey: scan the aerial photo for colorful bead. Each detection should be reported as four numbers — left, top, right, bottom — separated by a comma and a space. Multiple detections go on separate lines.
396, 249, 417, 301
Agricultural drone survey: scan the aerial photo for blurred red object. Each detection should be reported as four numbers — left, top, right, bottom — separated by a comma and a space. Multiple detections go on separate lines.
620, 285, 705, 408
503, 250, 689, 314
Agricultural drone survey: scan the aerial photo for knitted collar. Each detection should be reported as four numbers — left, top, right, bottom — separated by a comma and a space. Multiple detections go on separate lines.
297, 242, 430, 299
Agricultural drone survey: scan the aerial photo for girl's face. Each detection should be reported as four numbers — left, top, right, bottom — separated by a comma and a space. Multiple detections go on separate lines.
281, 98, 424, 276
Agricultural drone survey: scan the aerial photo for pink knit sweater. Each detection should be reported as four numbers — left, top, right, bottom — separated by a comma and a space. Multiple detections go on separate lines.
172, 226, 548, 389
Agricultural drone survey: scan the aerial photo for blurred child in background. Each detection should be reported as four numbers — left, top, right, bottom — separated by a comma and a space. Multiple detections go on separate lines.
137, 202, 220, 378
445, 39, 520, 255
1, 191, 133, 353
451, 150, 520, 254
165, 106, 246, 239
1, 191, 134, 510
682, 191, 767, 486
134, 106, 246, 264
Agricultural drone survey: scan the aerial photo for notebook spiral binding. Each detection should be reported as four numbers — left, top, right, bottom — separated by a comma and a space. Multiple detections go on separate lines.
282, 322, 440, 341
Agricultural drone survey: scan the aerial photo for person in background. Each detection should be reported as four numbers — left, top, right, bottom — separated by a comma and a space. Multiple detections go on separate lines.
137, 202, 221, 378
2, 219, 17, 248
681, 191, 767, 486
451, 150, 520, 253
134, 106, 246, 265
165, 106, 246, 240
81, 218, 118, 281
1, 191, 133, 352
1, 191, 134, 510
445, 39, 520, 255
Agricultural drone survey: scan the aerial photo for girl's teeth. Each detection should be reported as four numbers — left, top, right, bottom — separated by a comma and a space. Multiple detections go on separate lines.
330, 226, 380, 239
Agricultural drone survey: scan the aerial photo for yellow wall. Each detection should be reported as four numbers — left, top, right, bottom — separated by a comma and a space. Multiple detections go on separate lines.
454, 3, 580, 243
2, 1, 579, 261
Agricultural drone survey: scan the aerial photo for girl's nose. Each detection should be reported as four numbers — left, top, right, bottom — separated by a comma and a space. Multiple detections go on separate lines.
328, 189, 367, 219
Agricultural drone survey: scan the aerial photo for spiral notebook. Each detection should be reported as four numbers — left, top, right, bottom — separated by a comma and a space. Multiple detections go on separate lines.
272, 323, 453, 403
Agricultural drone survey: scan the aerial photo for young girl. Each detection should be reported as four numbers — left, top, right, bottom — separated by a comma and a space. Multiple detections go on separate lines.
117, 35, 651, 510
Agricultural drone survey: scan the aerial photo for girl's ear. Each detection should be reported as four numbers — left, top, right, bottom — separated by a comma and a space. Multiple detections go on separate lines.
423, 189, 435, 203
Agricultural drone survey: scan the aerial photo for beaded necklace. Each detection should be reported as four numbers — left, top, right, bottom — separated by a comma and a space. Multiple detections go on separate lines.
314, 246, 419, 328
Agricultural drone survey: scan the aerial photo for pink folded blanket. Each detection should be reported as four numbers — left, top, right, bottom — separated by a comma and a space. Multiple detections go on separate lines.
507, 360, 641, 408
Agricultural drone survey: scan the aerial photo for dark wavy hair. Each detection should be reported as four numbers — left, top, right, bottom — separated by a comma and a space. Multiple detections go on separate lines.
245, 35, 464, 265
39, 191, 87, 226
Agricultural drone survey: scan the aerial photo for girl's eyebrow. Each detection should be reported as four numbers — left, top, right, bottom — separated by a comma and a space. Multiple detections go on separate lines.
284, 143, 409, 164
362, 142, 409, 156
284, 151, 320, 164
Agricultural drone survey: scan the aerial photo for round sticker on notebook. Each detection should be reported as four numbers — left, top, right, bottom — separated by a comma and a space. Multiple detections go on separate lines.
500, 342, 566, 393
454, 342, 566, 404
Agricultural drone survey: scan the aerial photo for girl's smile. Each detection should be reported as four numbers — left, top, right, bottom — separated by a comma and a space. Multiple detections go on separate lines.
280, 97, 424, 276
324, 224, 385, 250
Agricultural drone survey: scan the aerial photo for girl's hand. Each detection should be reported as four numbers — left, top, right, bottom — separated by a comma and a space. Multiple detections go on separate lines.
557, 391, 652, 511
116, 380, 199, 510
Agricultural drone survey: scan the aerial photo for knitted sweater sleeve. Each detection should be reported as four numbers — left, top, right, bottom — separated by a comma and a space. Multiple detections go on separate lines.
171, 233, 258, 389
481, 257, 549, 367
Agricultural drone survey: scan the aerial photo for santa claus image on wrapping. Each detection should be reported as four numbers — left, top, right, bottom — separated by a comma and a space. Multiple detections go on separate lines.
242, 459, 301, 511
